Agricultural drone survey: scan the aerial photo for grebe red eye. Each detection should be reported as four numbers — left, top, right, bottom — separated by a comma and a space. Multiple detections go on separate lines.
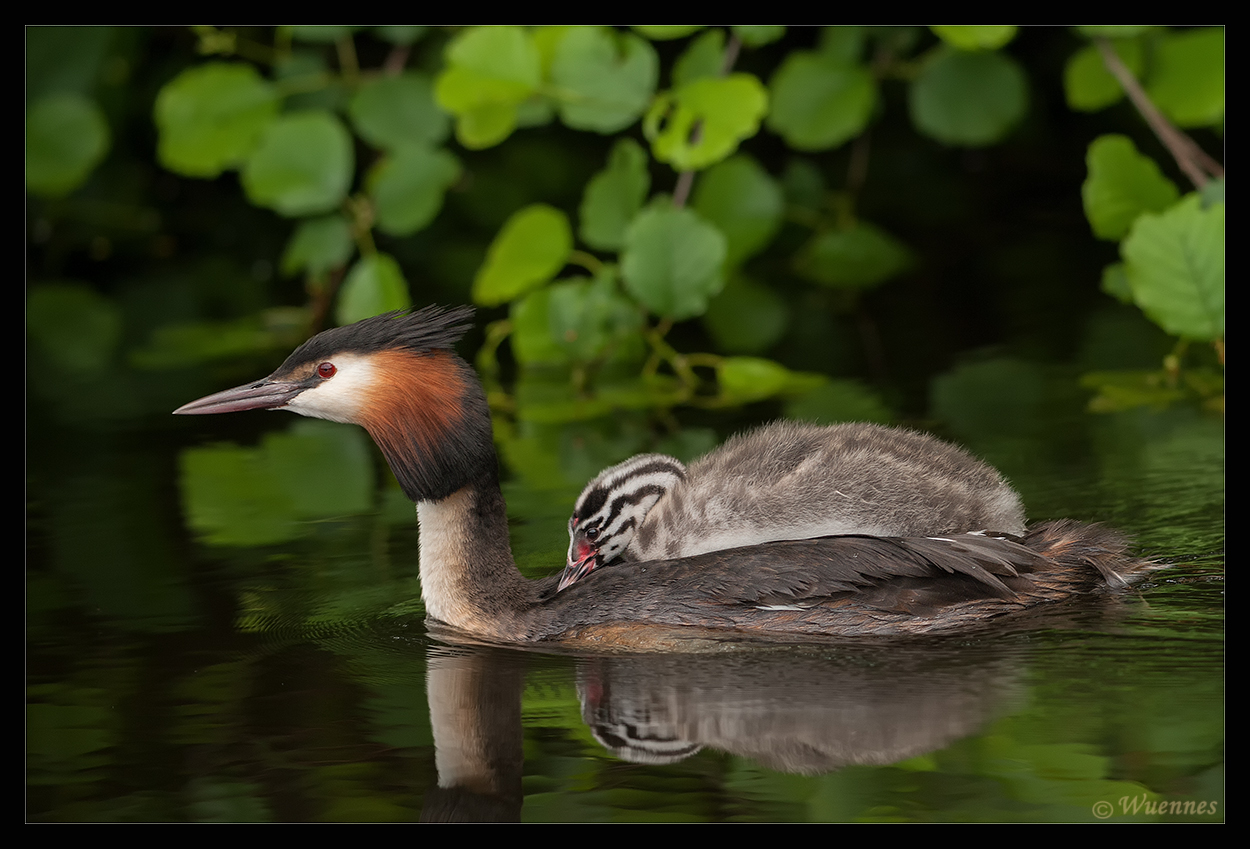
317, 362, 337, 379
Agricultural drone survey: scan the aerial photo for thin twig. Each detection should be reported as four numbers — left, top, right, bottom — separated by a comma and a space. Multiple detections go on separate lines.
1095, 38, 1223, 189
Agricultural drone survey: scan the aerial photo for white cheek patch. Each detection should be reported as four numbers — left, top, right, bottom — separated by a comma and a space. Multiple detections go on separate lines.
284, 352, 376, 424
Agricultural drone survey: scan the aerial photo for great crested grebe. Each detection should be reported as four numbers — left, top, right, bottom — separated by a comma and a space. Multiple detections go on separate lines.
561, 422, 1027, 590
175, 307, 1144, 646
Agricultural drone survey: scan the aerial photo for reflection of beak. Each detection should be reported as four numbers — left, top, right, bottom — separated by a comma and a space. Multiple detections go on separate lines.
558, 550, 599, 592
174, 378, 306, 415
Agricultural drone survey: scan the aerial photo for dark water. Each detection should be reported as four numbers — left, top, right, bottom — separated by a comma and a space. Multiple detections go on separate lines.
26, 377, 1223, 822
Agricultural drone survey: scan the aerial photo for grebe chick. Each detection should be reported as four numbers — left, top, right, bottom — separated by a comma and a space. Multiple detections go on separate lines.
174, 307, 1145, 647
562, 422, 1026, 590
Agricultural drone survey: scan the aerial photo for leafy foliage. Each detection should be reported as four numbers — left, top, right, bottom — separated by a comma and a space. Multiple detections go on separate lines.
26, 25, 1224, 421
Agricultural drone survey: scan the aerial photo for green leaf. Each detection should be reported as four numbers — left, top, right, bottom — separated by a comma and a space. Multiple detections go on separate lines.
281, 215, 354, 277
1121, 194, 1224, 340
718, 357, 825, 404
579, 138, 651, 251
818, 26, 868, 63
1099, 262, 1134, 305
435, 26, 541, 149
550, 27, 658, 132
930, 26, 1018, 51
766, 51, 875, 151
702, 277, 788, 354
153, 62, 278, 177
733, 26, 786, 48
632, 26, 703, 41
1145, 28, 1225, 128
644, 74, 769, 170
367, 143, 460, 237
348, 72, 450, 149
1064, 38, 1144, 112
241, 111, 354, 217
672, 29, 725, 87
909, 47, 1028, 146
1082, 135, 1180, 241
25, 93, 110, 197
621, 204, 726, 320
509, 288, 565, 366
691, 155, 784, 268
719, 356, 791, 402
798, 224, 913, 290
547, 272, 645, 363
473, 205, 573, 306
337, 253, 412, 325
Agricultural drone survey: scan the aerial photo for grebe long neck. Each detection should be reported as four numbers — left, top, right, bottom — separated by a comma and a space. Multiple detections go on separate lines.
357, 353, 542, 637
416, 472, 538, 637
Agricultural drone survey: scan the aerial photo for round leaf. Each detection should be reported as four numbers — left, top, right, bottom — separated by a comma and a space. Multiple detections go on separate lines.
349, 72, 450, 149
153, 62, 278, 177
281, 215, 354, 278
910, 47, 1027, 146
672, 29, 725, 87
1145, 28, 1225, 128
551, 27, 658, 133
367, 143, 460, 237
241, 111, 354, 217
644, 74, 768, 171
579, 138, 651, 251
336, 253, 412, 325
691, 155, 784, 268
435, 26, 540, 149
930, 26, 1017, 51
632, 26, 703, 41
766, 51, 875, 151
798, 224, 913, 290
1122, 195, 1224, 340
732, 26, 786, 48
621, 205, 726, 320
1082, 135, 1180, 241
473, 205, 573, 306
1064, 39, 1144, 112
25, 93, 110, 197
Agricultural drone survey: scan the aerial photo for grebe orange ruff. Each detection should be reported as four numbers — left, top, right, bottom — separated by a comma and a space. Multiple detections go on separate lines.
175, 307, 1145, 646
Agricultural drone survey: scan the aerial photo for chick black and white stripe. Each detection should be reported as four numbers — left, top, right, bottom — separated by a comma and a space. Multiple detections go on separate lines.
567, 454, 687, 569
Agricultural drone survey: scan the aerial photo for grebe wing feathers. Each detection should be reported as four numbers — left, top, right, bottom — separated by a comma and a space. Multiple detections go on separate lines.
685, 534, 1040, 607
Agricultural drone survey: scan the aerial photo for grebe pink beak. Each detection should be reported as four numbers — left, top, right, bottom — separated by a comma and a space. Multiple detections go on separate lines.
173, 378, 307, 416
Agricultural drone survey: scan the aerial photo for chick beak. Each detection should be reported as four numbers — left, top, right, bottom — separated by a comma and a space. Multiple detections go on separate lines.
558, 550, 601, 592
